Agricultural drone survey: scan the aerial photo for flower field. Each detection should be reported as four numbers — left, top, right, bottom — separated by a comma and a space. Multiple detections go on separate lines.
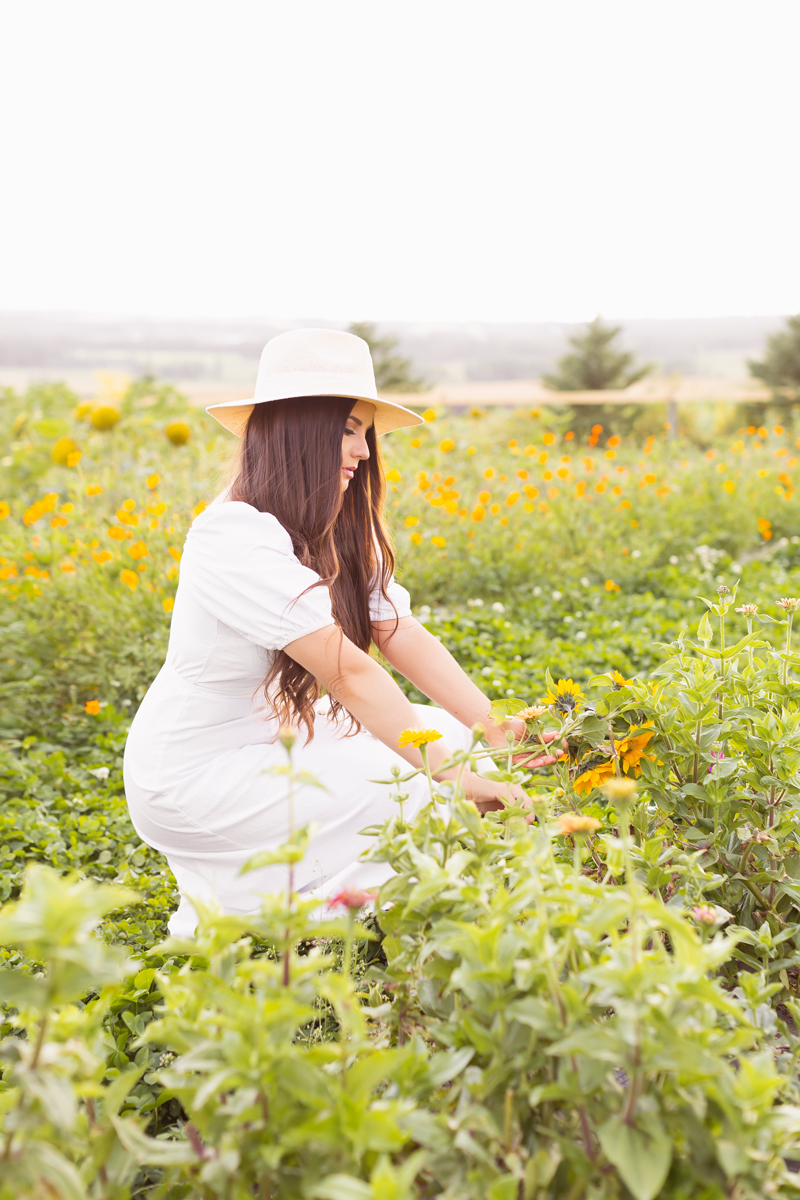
4, 379, 800, 1197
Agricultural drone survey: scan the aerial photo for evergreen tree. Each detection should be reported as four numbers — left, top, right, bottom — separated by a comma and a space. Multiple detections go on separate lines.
543, 317, 653, 391
348, 321, 426, 392
748, 314, 800, 403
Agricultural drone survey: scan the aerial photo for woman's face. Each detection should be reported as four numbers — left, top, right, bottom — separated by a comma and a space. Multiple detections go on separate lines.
341, 399, 375, 490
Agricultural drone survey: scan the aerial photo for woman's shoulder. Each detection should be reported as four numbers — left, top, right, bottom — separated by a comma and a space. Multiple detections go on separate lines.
189, 500, 295, 555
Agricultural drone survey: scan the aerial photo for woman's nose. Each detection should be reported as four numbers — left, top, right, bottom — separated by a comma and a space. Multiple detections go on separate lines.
354, 436, 370, 460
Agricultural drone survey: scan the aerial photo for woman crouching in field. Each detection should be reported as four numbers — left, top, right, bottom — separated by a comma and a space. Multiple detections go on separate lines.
123, 328, 558, 936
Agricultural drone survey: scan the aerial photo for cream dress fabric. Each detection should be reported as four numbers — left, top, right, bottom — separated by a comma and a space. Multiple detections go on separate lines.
123, 500, 471, 936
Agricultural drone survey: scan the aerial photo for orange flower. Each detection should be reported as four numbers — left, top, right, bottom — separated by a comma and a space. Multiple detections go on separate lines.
128, 541, 149, 560
0, 502, 9, 519
120, 568, 139, 590
557, 813, 601, 835
84, 700, 101, 715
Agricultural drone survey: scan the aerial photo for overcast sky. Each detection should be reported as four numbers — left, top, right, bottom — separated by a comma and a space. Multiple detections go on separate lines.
0, 1, 798, 325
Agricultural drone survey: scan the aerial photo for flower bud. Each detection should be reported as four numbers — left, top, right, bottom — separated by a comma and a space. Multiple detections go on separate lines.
602, 777, 637, 805
278, 725, 298, 752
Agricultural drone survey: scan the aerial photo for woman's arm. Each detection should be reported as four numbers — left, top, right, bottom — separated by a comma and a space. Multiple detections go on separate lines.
283, 623, 525, 809
372, 616, 557, 759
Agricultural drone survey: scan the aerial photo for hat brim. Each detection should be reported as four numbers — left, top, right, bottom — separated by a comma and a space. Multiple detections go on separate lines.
205, 392, 425, 437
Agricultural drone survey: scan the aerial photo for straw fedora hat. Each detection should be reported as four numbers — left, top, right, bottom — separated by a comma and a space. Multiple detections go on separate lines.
206, 328, 425, 437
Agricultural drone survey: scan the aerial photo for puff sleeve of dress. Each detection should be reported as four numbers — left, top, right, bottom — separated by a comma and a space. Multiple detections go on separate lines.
368, 548, 413, 623
183, 501, 335, 649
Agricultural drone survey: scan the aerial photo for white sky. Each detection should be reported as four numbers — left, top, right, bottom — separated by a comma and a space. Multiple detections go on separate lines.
0, 1, 798, 324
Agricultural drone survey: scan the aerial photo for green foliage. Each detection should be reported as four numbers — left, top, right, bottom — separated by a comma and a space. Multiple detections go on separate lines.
749, 313, 800, 406
348, 322, 426, 392
543, 316, 653, 392
7, 379, 800, 1193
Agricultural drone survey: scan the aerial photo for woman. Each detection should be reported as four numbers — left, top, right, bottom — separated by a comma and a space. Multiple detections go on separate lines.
123, 328, 556, 936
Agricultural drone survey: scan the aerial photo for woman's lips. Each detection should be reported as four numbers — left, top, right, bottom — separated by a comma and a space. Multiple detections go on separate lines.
342, 466, 355, 479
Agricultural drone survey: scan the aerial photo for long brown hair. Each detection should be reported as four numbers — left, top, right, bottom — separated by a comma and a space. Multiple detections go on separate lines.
228, 395, 397, 740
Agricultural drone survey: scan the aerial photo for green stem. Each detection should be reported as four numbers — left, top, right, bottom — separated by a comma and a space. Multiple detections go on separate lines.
783, 614, 794, 686
419, 744, 436, 801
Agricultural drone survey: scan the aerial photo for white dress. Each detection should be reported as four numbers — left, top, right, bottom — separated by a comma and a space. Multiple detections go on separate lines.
123, 500, 472, 936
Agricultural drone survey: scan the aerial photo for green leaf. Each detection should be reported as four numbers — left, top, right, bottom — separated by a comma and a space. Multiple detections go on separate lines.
0, 966, 49, 1011
240, 823, 317, 873
308, 1175, 372, 1200
597, 1114, 672, 1200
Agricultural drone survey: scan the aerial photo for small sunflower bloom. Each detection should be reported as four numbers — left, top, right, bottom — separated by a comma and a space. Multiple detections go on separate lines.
398, 728, 443, 750
608, 669, 634, 688
574, 761, 615, 795
542, 679, 584, 713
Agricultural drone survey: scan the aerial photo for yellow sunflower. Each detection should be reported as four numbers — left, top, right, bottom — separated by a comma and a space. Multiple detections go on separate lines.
542, 679, 584, 713
573, 760, 615, 796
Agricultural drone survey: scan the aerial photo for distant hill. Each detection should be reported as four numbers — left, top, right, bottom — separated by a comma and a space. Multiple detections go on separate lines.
0, 311, 787, 392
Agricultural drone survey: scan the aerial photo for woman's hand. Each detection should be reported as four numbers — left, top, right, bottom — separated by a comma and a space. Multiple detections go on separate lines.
461, 771, 535, 820
484, 717, 564, 768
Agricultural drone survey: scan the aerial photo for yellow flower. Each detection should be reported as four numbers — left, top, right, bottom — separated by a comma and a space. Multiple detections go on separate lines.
86, 485, 102, 497
147, 473, 160, 489
542, 678, 584, 713
405, 515, 419, 527
107, 526, 129, 541
471, 505, 485, 522
608, 669, 634, 687
51, 437, 79, 466
128, 541, 149, 561
410, 531, 422, 545
117, 509, 139, 526
84, 700, 101, 715
66, 450, 82, 468
439, 439, 455, 453
506, 492, 520, 507
91, 406, 120, 431
166, 421, 191, 446
397, 728, 443, 749
574, 760, 615, 796
431, 535, 446, 548
723, 480, 735, 495
615, 724, 655, 777
92, 550, 113, 564
542, 432, 555, 445
0, 502, 9, 520
557, 813, 601, 835
191, 500, 207, 519
604, 579, 620, 592
385, 468, 402, 481
162, 597, 175, 613
422, 408, 436, 422
120, 568, 139, 590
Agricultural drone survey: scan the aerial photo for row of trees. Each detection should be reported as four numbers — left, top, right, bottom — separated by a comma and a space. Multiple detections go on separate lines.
353, 314, 800, 405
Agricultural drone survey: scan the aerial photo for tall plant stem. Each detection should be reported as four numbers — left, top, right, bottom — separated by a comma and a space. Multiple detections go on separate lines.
783, 613, 794, 686
608, 721, 621, 778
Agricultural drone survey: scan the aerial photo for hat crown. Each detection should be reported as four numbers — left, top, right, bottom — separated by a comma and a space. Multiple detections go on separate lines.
255, 328, 376, 400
